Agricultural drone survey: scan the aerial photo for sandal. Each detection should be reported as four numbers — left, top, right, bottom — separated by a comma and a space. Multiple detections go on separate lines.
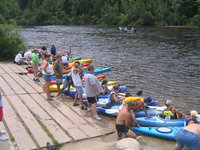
73, 103, 79, 106
47, 98, 54, 101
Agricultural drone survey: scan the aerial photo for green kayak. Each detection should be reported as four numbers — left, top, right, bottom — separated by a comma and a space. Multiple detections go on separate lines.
68, 57, 82, 61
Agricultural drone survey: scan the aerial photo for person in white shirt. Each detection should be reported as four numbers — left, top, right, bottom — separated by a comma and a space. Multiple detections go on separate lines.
71, 61, 86, 109
61, 56, 68, 64
24, 50, 32, 66
14, 51, 24, 65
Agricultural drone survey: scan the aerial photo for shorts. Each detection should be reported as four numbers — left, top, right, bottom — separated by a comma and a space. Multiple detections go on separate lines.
63, 80, 69, 89
33, 64, 38, 71
175, 128, 200, 150
56, 78, 62, 86
116, 124, 129, 138
43, 75, 52, 82
0, 107, 3, 121
87, 97, 97, 104
75, 86, 84, 95
51, 50, 56, 56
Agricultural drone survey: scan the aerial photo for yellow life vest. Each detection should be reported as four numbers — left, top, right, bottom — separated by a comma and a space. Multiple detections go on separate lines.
163, 111, 174, 117
124, 97, 144, 103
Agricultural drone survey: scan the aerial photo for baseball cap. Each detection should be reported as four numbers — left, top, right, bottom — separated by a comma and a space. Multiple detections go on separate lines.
144, 96, 152, 102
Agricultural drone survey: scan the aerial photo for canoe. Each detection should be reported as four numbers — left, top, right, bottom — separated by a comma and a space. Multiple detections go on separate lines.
133, 127, 182, 140
50, 74, 106, 85
135, 115, 200, 127
68, 57, 82, 61
63, 85, 127, 98
50, 80, 117, 92
96, 104, 162, 117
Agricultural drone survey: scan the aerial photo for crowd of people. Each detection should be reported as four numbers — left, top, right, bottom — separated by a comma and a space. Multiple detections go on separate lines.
0, 43, 199, 150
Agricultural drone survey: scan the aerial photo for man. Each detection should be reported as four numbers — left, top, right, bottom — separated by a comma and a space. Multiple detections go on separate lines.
57, 76, 73, 97
71, 61, 86, 109
84, 65, 102, 120
124, 96, 153, 118
174, 116, 200, 150
50, 43, 56, 56
53, 55, 63, 93
0, 91, 8, 141
115, 101, 140, 139
24, 50, 32, 66
14, 51, 24, 65
31, 49, 40, 82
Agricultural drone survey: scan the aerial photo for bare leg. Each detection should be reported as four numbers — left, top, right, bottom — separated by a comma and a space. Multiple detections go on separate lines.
91, 103, 97, 115
173, 143, 178, 150
34, 69, 38, 79
45, 82, 51, 99
88, 102, 92, 109
79, 95, 84, 107
74, 93, 79, 104
57, 85, 60, 93
57, 88, 64, 97
126, 129, 137, 138
27, 57, 31, 66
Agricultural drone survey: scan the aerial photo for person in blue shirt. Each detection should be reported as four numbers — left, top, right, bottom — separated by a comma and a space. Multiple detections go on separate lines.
50, 43, 56, 56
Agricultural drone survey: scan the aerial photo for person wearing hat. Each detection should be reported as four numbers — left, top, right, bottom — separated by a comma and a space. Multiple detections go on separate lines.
115, 101, 141, 139
31, 49, 40, 82
14, 51, 24, 65
183, 110, 200, 126
124, 95, 153, 118
174, 111, 200, 150
162, 100, 177, 119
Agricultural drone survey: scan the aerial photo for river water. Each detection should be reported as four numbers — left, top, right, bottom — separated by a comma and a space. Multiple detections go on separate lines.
21, 26, 200, 111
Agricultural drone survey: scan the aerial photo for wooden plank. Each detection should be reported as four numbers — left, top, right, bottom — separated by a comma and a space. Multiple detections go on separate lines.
0, 75, 15, 96
18, 75, 44, 93
2, 74, 26, 95
0, 122, 16, 150
6, 63, 22, 73
9, 73, 37, 94
0, 64, 14, 73
3, 96, 36, 150
0, 65, 5, 74
19, 94, 71, 144
12, 64, 28, 73
30, 93, 89, 140
51, 100, 103, 137
7, 95, 52, 148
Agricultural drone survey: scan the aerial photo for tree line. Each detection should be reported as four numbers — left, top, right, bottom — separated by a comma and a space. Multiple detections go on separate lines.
0, 0, 200, 26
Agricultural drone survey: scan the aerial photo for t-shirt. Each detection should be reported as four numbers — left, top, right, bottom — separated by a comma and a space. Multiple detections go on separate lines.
62, 56, 68, 64
24, 51, 32, 59
71, 68, 82, 86
84, 73, 102, 97
31, 53, 40, 65
51, 45, 56, 52
15, 53, 23, 63
54, 61, 63, 78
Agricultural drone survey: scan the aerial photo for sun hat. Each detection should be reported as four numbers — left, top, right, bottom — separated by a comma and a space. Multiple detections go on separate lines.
165, 100, 172, 106
190, 110, 199, 117
32, 48, 38, 52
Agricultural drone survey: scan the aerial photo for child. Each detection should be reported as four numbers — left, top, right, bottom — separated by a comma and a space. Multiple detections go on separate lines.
101, 80, 110, 94
0, 92, 8, 141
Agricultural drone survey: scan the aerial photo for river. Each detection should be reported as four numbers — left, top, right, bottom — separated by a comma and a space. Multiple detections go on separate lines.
21, 25, 200, 111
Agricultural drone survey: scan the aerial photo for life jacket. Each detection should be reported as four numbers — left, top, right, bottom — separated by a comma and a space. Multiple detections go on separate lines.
124, 97, 144, 103
106, 91, 119, 107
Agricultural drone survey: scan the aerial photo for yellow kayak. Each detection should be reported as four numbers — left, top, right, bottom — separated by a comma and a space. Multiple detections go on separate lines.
69, 59, 94, 65
49, 81, 117, 92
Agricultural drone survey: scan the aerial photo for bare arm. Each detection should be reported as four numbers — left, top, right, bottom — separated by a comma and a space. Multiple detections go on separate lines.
112, 94, 123, 102
43, 61, 50, 75
125, 114, 132, 129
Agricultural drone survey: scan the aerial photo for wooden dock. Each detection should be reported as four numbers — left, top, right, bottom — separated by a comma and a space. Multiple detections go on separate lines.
0, 62, 114, 150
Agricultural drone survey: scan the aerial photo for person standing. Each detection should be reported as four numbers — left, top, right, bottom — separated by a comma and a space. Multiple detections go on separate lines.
31, 49, 40, 82
53, 55, 63, 93
71, 61, 86, 109
84, 65, 102, 120
42, 54, 54, 101
50, 43, 56, 56
0, 91, 8, 141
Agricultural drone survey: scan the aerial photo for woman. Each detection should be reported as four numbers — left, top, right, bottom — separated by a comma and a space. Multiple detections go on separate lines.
42, 54, 54, 101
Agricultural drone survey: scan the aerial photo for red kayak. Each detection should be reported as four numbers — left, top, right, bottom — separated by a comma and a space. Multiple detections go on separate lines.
50, 74, 106, 85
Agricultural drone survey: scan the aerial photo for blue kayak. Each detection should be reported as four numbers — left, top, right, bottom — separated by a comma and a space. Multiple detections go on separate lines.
97, 105, 162, 117
63, 85, 127, 98
52, 67, 112, 80
135, 115, 200, 127
133, 127, 182, 140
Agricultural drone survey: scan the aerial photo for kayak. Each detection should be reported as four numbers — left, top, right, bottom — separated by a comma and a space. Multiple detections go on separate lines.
50, 74, 106, 85
133, 127, 182, 140
68, 57, 82, 61
96, 105, 162, 117
62, 66, 89, 74
50, 80, 117, 92
70, 59, 93, 64
135, 115, 200, 127
63, 85, 127, 98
